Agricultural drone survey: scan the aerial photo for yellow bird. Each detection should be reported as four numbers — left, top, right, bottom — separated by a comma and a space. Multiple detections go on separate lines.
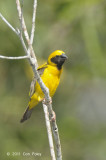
20, 50, 67, 123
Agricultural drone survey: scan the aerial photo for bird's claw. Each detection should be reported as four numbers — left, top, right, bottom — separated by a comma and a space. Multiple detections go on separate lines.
42, 98, 56, 121
42, 97, 52, 105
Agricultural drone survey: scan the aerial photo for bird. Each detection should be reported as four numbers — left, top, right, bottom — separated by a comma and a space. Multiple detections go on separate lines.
20, 50, 68, 123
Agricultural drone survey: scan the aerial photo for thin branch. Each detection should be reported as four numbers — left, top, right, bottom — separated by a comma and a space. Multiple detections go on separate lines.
0, 13, 18, 35
44, 99, 62, 160
16, 0, 38, 68
43, 100, 62, 160
20, 0, 24, 42
0, 13, 28, 56
18, 32, 28, 55
51, 121, 62, 160
43, 103, 56, 160
30, 0, 37, 45
16, 0, 29, 41
0, 55, 29, 60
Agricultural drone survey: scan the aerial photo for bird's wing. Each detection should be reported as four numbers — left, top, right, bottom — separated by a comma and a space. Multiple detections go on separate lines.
29, 63, 47, 98
29, 77, 36, 98
37, 63, 48, 75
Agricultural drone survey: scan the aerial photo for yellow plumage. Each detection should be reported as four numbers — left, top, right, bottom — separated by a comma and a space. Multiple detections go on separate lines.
29, 64, 62, 109
20, 50, 67, 123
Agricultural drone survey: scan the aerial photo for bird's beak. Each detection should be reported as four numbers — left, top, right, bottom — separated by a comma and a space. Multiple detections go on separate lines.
61, 53, 68, 59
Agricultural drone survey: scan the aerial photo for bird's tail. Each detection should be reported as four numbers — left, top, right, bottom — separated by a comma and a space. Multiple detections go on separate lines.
20, 106, 33, 123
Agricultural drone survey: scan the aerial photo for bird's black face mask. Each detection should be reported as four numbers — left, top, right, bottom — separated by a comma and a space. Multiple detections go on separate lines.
51, 54, 68, 70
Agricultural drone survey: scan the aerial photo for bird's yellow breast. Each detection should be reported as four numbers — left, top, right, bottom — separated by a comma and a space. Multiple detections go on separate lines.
35, 65, 62, 99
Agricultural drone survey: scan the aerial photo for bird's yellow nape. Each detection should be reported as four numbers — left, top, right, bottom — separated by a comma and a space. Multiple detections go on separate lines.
47, 50, 65, 66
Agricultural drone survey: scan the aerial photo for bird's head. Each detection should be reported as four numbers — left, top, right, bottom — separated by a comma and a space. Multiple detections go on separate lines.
47, 50, 68, 70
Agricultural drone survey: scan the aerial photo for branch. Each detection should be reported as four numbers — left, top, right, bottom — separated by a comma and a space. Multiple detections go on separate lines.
43, 100, 62, 160
0, 55, 29, 60
0, 13, 18, 35
30, 0, 37, 45
0, 13, 28, 56
17, 29, 28, 55
16, 0, 29, 42
16, 0, 38, 67
43, 103, 56, 160
51, 120, 62, 160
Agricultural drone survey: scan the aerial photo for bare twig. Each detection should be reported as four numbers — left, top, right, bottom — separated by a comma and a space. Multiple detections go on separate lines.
43, 100, 62, 160
16, 0, 38, 68
43, 99, 62, 160
30, 0, 37, 45
0, 13, 28, 56
51, 121, 62, 160
0, 55, 29, 60
43, 103, 56, 160
0, 13, 18, 35
19, 0, 24, 41
18, 30, 28, 55
16, 0, 29, 42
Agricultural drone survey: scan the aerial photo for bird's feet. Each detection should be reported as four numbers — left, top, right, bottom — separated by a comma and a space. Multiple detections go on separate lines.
42, 98, 56, 121
42, 97, 52, 105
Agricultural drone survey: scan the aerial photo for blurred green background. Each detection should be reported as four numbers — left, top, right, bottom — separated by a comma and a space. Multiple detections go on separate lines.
0, 0, 106, 160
